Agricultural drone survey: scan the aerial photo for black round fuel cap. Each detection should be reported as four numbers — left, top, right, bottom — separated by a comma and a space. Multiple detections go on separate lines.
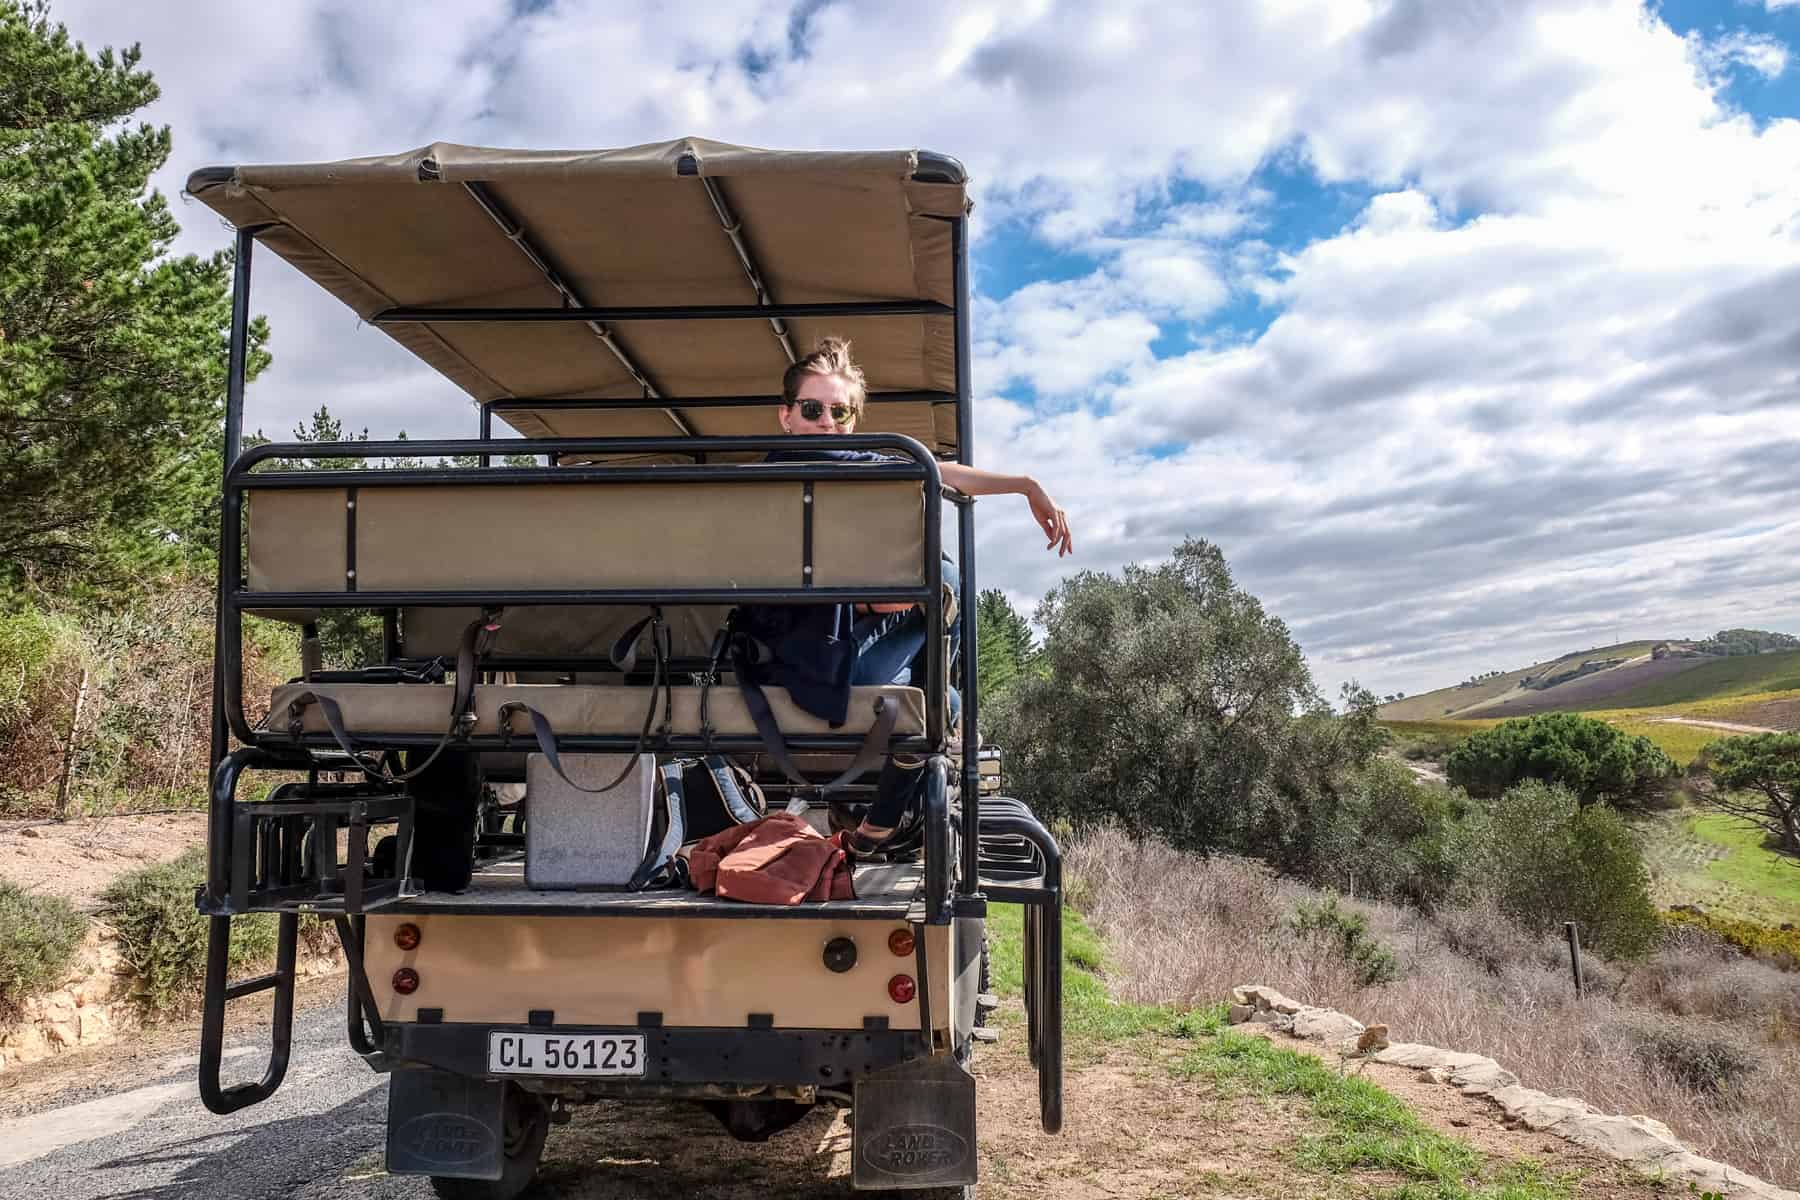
822, 936, 858, 973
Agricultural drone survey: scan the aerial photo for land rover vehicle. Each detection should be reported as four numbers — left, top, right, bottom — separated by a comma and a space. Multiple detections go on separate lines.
189, 138, 1063, 1198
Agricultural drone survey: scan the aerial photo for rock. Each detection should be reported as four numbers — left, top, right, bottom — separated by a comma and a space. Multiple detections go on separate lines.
1489, 1085, 1593, 1132
1250, 1009, 1294, 1032
20, 826, 41, 838
1374, 1042, 1493, 1073
1231, 986, 1253, 1006
1559, 1112, 1686, 1164
1292, 1007, 1364, 1043
77, 1007, 111, 1044
1450, 1060, 1519, 1096
1227, 1004, 1254, 1024
1236, 985, 1303, 1015
1425, 1066, 1454, 1085
1631, 1115, 1676, 1142
74, 972, 115, 1007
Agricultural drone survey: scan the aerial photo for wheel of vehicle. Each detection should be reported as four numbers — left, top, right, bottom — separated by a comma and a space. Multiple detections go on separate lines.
428, 1085, 549, 1200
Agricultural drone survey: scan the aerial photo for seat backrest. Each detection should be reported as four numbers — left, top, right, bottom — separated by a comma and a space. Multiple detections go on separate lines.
243, 477, 926, 596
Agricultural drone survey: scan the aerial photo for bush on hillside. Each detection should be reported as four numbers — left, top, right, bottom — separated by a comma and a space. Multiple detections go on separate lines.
0, 881, 87, 1015
1288, 895, 1400, 985
1307, 757, 1468, 910
1479, 781, 1660, 961
0, 575, 297, 816
1445, 712, 1677, 809
1661, 908, 1800, 972
100, 848, 276, 1015
1621, 1014, 1757, 1096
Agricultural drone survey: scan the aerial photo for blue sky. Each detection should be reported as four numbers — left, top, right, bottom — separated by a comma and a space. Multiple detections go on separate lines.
55, 0, 1800, 700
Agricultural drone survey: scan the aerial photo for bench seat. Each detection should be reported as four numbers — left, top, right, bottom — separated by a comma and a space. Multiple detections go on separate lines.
266, 682, 925, 740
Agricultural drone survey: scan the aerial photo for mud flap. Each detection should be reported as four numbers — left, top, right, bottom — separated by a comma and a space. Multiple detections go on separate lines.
852, 1054, 977, 1190
385, 1068, 506, 1181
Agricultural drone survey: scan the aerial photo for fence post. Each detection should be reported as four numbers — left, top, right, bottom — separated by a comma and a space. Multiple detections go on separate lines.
54, 667, 90, 821
1564, 921, 1585, 999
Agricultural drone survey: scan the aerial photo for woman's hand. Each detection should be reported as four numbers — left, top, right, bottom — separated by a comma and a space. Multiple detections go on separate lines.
1027, 479, 1073, 556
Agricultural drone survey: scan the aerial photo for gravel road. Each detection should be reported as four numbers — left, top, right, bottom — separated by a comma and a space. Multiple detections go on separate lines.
0, 996, 870, 1200
0, 1003, 417, 1200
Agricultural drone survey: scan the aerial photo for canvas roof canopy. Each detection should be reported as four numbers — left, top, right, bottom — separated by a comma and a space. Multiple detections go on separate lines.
187, 138, 971, 456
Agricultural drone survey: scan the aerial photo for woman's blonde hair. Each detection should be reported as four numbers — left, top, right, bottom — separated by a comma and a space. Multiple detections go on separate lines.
781, 336, 867, 411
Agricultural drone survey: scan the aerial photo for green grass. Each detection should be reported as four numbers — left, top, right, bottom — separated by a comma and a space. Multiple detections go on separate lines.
1634, 809, 1800, 923
1174, 1031, 1575, 1200
1690, 814, 1800, 915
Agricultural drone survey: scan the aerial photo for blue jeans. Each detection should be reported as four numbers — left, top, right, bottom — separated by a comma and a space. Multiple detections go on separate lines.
850, 559, 961, 830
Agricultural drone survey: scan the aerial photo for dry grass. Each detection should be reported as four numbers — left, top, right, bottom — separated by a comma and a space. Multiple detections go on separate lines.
1068, 826, 1800, 1188
0, 574, 296, 817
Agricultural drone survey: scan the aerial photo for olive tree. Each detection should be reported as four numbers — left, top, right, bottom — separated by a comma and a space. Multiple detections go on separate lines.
988, 539, 1319, 854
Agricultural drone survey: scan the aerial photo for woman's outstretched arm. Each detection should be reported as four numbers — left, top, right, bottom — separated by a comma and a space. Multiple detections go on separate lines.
938, 462, 1073, 556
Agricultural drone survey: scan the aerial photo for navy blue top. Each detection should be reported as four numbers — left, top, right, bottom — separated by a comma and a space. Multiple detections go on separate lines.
736, 446, 900, 724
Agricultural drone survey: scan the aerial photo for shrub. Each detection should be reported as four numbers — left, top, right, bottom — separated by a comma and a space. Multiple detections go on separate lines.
0, 881, 88, 1015
1288, 895, 1400, 985
1622, 1014, 1757, 1095
1312, 758, 1466, 909
99, 848, 276, 1015
1661, 909, 1800, 971
1479, 781, 1660, 961
1445, 712, 1677, 809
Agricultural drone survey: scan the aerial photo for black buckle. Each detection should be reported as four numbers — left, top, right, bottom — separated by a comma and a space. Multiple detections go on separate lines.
496, 701, 526, 747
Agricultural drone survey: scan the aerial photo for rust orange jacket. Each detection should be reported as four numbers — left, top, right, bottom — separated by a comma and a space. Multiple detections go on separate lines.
686, 811, 856, 905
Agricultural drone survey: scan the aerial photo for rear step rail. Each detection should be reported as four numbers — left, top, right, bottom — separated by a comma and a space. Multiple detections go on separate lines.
974, 801, 1063, 1135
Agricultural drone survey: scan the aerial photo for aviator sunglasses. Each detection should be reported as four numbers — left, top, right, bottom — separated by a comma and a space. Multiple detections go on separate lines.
794, 398, 859, 425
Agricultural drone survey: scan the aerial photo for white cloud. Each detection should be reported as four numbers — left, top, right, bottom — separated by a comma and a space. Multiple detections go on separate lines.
1696, 29, 1790, 79
45, 0, 1800, 697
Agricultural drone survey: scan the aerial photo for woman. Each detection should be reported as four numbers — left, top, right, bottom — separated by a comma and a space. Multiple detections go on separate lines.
757, 338, 1073, 850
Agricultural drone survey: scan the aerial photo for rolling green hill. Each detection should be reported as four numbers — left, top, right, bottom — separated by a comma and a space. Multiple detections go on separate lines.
1376, 641, 1665, 720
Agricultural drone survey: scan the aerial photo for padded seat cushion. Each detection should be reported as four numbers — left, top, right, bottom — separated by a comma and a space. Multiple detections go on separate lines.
266, 682, 925, 739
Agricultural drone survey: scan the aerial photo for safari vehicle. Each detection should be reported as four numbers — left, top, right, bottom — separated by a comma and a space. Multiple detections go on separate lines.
188, 138, 1063, 1198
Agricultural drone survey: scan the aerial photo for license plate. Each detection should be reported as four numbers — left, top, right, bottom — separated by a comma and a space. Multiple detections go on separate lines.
486, 1031, 646, 1077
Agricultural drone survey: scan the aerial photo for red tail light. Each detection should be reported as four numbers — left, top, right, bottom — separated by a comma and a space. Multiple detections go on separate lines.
887, 928, 915, 957
887, 974, 917, 1004
392, 968, 420, 995
394, 923, 421, 951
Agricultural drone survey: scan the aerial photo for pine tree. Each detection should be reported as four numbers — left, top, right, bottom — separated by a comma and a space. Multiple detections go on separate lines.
0, 1, 270, 591
975, 587, 1037, 705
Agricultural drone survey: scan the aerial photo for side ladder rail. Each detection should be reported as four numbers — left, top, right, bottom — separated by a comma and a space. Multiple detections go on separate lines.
977, 804, 1064, 1135
198, 909, 299, 1114
198, 745, 303, 1114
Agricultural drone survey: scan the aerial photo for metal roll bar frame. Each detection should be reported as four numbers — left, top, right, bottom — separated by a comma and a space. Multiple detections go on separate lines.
197, 177, 1063, 1134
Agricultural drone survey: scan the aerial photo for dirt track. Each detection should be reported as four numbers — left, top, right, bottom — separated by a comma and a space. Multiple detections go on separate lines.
1650, 716, 1781, 735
